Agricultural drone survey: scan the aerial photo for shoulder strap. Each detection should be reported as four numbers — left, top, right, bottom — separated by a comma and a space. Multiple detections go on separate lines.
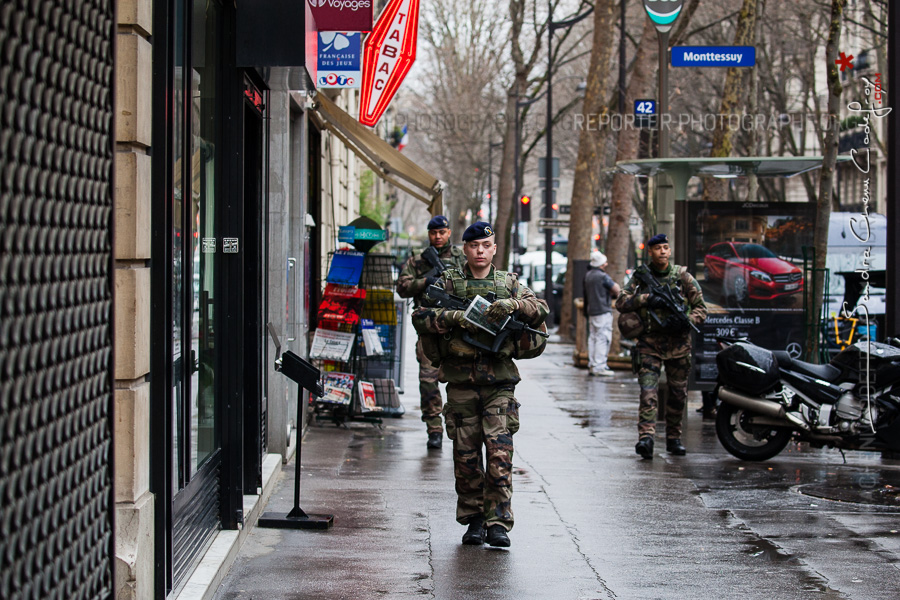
446, 268, 467, 296
494, 270, 512, 299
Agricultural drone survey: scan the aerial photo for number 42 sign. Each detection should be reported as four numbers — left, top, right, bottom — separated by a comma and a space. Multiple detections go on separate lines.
635, 99, 656, 114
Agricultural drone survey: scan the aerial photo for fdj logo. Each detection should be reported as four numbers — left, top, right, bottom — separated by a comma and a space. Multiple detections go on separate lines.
642, 0, 684, 26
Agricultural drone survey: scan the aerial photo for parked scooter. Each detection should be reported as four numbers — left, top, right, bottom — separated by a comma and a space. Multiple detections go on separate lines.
714, 337, 900, 461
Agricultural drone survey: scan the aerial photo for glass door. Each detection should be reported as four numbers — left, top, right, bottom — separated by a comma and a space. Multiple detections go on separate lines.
169, 0, 223, 588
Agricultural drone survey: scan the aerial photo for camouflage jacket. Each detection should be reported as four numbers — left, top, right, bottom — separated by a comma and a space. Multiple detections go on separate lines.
615, 263, 707, 358
411, 265, 549, 385
396, 242, 466, 306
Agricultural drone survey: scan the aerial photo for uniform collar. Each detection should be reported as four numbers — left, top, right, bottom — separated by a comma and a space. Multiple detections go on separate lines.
649, 262, 672, 277
464, 264, 494, 279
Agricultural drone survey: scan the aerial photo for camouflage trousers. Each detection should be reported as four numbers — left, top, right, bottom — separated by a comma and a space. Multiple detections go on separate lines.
416, 338, 443, 434
637, 353, 691, 439
442, 383, 520, 531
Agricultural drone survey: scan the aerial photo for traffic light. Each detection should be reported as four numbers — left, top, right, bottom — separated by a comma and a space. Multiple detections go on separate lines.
541, 202, 558, 219
519, 195, 531, 222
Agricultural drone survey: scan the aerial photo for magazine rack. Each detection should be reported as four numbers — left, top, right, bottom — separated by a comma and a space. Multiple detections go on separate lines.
259, 327, 334, 529
309, 251, 404, 425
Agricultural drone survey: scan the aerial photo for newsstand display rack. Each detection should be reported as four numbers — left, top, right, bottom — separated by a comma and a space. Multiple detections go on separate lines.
310, 250, 405, 426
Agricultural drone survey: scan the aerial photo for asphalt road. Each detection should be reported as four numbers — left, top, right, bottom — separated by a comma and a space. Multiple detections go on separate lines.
215, 320, 900, 600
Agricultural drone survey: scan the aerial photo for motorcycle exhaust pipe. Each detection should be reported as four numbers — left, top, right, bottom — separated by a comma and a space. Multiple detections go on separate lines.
718, 387, 786, 419
718, 387, 810, 431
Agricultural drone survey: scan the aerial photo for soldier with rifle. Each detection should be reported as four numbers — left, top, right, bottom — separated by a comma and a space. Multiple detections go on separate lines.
615, 233, 708, 459
397, 215, 466, 449
412, 221, 548, 547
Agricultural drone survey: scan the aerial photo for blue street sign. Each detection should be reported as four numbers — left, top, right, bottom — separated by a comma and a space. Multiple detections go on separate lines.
635, 99, 656, 114
671, 46, 756, 67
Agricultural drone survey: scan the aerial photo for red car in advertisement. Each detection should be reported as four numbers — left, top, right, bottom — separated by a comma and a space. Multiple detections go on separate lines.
703, 242, 803, 303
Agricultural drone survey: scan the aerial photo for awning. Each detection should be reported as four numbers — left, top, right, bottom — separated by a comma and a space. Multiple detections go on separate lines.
310, 92, 444, 216
614, 156, 853, 200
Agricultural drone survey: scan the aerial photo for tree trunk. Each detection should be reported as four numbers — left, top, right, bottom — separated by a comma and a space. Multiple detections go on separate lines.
807, 0, 845, 360
603, 18, 659, 357
495, 88, 521, 269
701, 0, 759, 203
556, 0, 617, 340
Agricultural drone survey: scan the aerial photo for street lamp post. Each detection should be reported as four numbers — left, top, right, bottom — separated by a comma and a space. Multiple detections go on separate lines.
546, 1, 593, 323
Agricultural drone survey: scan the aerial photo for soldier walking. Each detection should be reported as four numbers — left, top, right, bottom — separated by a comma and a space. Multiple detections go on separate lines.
615, 234, 707, 459
397, 215, 466, 449
412, 222, 548, 547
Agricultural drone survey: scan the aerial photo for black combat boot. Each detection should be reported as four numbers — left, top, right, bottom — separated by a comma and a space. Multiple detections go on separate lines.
485, 524, 510, 548
666, 438, 686, 455
461, 517, 485, 545
426, 431, 442, 449
635, 436, 654, 459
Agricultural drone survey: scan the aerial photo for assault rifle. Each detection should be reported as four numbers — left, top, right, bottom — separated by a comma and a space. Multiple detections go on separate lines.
421, 246, 449, 281
424, 285, 550, 355
633, 268, 700, 334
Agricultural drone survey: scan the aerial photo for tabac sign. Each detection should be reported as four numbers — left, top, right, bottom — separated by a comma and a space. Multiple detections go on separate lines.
358, 0, 420, 127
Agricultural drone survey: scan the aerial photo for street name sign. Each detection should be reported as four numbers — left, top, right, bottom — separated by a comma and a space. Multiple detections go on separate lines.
671, 46, 756, 67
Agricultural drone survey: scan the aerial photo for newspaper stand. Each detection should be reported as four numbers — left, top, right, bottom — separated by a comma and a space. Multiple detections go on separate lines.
310, 251, 404, 425
259, 330, 334, 529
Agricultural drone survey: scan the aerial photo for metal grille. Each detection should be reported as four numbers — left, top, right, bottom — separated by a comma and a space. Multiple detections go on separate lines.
0, 1, 115, 598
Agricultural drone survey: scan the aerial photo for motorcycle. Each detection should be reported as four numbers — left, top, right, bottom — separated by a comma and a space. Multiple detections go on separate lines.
713, 337, 900, 461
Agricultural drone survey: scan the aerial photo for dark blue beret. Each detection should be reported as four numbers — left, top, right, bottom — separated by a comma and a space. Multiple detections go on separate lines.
462, 221, 495, 242
647, 233, 669, 247
427, 215, 450, 230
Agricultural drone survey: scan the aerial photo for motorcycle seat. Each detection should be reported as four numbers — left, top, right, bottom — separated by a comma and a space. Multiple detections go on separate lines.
772, 351, 841, 382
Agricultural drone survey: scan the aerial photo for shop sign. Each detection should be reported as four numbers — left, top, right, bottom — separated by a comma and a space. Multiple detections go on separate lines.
358, 0, 420, 127
339, 226, 388, 242
308, 0, 374, 32
318, 32, 361, 88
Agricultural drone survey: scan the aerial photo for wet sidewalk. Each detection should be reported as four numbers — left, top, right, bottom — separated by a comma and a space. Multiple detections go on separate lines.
212, 325, 900, 600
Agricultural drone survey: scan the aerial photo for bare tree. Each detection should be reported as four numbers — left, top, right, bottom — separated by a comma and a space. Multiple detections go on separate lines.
597, 17, 660, 354
554, 0, 618, 339
807, 0, 846, 359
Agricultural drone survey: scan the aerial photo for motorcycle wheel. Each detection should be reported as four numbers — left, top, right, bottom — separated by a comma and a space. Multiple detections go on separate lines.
715, 401, 792, 461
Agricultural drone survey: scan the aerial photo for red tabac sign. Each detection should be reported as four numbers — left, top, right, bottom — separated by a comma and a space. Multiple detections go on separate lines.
308, 0, 374, 33
358, 0, 419, 127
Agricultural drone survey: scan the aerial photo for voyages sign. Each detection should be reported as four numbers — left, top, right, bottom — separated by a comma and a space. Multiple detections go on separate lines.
358, 0, 420, 127
308, 0, 374, 32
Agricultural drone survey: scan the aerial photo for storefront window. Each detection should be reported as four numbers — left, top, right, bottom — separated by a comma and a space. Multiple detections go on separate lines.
191, 0, 220, 474
171, 0, 221, 489
172, 0, 185, 492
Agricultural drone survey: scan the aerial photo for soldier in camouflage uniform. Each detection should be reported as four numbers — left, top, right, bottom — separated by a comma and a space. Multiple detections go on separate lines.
396, 215, 466, 449
615, 233, 707, 459
412, 221, 548, 548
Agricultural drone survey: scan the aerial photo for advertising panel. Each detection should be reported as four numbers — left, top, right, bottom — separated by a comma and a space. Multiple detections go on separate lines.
308, 0, 374, 32
318, 32, 361, 88
687, 202, 815, 389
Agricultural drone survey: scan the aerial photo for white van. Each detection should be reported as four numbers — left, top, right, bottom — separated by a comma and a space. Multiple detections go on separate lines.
516, 250, 567, 295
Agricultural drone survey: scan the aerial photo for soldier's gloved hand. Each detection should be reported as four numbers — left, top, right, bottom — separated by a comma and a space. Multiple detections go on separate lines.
424, 276, 440, 287
440, 310, 465, 328
647, 293, 668, 310
485, 298, 518, 322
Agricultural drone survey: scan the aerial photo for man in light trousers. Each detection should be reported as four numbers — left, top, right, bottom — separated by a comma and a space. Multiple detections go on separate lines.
583, 251, 620, 376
